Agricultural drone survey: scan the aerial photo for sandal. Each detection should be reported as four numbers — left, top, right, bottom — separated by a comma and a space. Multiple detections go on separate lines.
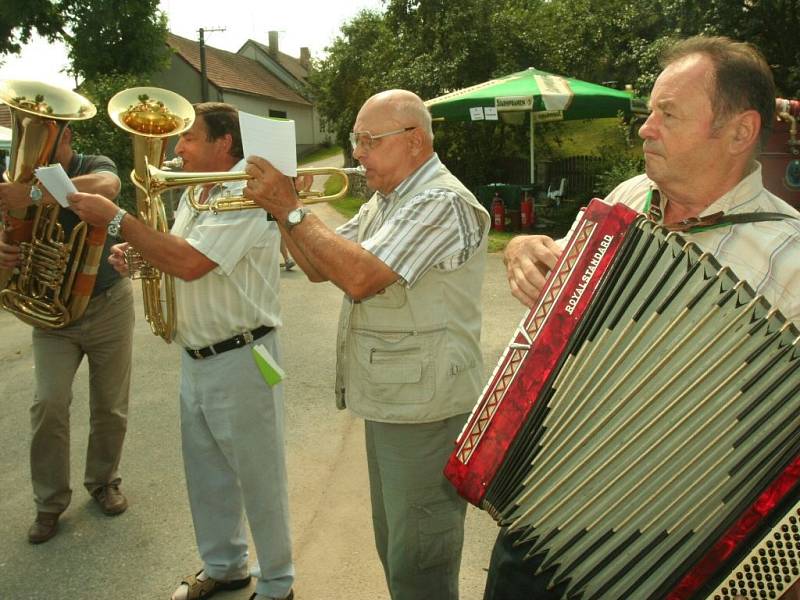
173, 569, 251, 600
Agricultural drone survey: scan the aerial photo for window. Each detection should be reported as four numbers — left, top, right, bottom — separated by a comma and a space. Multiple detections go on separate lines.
269, 110, 288, 119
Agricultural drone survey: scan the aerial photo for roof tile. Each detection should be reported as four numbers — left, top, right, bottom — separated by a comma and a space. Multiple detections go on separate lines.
167, 33, 310, 106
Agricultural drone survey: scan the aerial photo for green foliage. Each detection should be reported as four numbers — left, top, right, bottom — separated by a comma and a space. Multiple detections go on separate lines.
308, 0, 800, 189
0, 0, 170, 81
0, 0, 64, 55
63, 0, 170, 80
307, 10, 394, 159
593, 116, 645, 197
70, 73, 152, 216
1, 1, 171, 215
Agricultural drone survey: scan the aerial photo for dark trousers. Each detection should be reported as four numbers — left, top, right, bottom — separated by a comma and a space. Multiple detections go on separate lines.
483, 528, 570, 600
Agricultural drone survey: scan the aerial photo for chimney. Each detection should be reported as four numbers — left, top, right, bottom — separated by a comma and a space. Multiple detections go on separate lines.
300, 47, 311, 69
268, 30, 279, 56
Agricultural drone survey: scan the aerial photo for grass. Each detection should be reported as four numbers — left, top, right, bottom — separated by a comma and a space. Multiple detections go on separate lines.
299, 145, 344, 165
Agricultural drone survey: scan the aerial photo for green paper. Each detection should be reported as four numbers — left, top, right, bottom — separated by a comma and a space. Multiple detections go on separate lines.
252, 343, 285, 386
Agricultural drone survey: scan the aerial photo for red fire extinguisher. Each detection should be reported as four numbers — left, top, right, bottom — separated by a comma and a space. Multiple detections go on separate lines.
491, 192, 505, 232
520, 192, 535, 231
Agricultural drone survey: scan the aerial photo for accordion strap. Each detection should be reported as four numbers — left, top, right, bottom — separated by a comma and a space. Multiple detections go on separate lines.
646, 188, 798, 233
665, 211, 799, 233
664, 212, 797, 233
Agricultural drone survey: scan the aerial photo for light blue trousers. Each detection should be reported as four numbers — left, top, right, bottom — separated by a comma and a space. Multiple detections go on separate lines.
179, 330, 294, 599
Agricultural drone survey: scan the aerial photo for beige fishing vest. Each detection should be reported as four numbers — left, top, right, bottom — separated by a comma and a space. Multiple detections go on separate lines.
334, 166, 490, 423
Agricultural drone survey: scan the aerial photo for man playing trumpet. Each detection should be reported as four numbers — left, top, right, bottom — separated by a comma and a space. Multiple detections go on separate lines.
243, 89, 490, 600
69, 102, 295, 600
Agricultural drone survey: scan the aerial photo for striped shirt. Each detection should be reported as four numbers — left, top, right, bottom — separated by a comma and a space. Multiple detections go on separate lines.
170, 159, 282, 349
336, 154, 485, 287
603, 163, 800, 322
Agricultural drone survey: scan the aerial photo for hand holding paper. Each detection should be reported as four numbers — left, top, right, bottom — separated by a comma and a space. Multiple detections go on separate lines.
34, 164, 77, 208
239, 111, 297, 176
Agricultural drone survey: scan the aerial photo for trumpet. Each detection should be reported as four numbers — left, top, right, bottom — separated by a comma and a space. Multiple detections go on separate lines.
142, 160, 365, 214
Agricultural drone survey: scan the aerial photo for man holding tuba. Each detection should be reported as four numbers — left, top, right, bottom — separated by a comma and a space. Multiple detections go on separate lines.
69, 102, 295, 600
0, 125, 135, 543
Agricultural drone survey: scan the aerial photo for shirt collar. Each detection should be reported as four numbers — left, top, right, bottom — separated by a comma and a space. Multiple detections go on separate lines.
649, 161, 764, 220
377, 153, 441, 202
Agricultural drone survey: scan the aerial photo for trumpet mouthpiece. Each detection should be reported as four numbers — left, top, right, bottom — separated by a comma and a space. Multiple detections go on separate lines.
161, 157, 184, 170
342, 166, 366, 176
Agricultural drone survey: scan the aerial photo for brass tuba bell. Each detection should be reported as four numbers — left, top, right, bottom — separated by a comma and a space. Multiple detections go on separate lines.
0, 80, 99, 328
108, 87, 194, 342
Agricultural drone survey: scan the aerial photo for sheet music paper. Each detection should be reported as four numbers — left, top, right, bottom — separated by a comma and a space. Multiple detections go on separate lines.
34, 164, 77, 208
239, 111, 297, 176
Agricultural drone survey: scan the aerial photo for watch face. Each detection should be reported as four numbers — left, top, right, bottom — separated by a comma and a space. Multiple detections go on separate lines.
289, 210, 302, 224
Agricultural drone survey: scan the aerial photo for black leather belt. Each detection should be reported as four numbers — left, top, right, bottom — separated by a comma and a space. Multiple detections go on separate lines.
185, 325, 273, 360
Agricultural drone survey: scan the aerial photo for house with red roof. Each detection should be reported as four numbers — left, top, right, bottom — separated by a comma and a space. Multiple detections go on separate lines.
154, 31, 330, 156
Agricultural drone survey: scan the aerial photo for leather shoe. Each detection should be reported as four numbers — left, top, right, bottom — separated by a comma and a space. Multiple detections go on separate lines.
92, 483, 128, 515
248, 590, 294, 600
28, 511, 60, 544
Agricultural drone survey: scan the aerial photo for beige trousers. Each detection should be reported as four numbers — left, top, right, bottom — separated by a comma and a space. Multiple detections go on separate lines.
30, 278, 134, 513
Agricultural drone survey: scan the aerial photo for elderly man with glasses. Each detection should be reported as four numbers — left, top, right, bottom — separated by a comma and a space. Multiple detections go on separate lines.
244, 89, 490, 600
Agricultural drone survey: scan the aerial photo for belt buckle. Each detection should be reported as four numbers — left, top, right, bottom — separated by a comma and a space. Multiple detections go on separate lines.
191, 349, 204, 359
242, 330, 254, 345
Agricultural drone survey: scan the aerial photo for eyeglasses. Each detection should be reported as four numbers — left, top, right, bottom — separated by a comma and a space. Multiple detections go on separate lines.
349, 127, 416, 151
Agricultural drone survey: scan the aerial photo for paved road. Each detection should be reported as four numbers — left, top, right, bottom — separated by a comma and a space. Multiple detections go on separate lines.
0, 180, 526, 600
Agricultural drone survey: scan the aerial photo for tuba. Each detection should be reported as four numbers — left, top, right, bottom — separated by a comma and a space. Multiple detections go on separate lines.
0, 80, 99, 328
107, 87, 194, 342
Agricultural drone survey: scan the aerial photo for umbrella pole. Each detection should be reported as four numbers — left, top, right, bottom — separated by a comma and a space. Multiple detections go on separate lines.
529, 117, 535, 184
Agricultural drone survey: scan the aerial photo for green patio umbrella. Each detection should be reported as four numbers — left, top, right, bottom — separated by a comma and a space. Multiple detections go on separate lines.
424, 67, 648, 183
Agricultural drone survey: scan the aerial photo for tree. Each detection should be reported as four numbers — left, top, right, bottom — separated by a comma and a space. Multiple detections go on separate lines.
308, 10, 395, 162
0, 0, 170, 80
0, 0, 63, 56
312, 0, 800, 191
1, 0, 172, 213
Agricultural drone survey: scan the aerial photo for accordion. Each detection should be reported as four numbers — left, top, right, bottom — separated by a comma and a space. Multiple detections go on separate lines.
447, 199, 800, 599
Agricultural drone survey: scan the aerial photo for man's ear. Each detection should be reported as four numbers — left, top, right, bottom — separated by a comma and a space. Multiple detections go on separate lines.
217, 132, 234, 156
728, 109, 760, 155
407, 127, 424, 155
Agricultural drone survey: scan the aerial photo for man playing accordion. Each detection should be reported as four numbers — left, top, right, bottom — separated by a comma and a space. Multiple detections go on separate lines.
487, 34, 800, 600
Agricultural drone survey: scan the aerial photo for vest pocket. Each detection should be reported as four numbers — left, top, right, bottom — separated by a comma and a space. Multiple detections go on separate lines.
351, 328, 443, 404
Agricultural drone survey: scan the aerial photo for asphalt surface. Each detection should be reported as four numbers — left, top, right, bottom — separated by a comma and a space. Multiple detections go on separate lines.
0, 186, 526, 600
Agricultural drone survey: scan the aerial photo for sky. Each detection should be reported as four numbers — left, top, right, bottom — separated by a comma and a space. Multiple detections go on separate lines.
0, 0, 386, 89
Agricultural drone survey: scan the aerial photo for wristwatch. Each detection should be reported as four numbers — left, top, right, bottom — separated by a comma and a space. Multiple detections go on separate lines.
29, 184, 43, 206
107, 208, 128, 237
285, 206, 310, 231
